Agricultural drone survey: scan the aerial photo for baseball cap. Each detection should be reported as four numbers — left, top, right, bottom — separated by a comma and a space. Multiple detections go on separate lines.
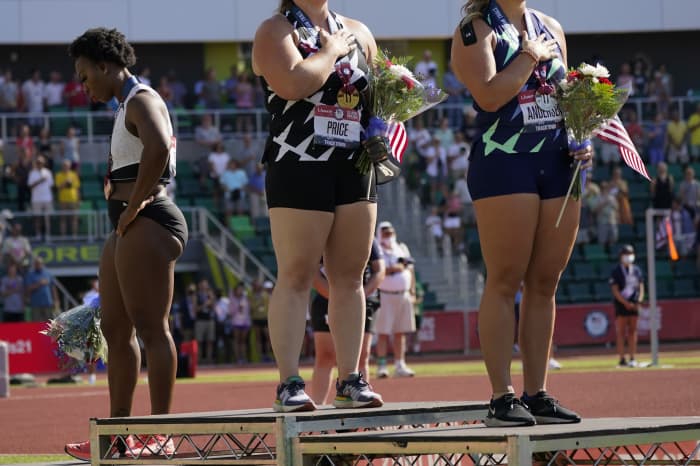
378, 221, 394, 231
619, 244, 634, 256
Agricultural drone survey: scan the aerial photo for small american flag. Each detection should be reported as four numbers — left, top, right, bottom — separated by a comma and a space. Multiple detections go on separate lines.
386, 121, 407, 163
595, 116, 651, 181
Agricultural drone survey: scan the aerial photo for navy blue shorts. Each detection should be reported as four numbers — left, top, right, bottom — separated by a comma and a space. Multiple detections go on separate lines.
467, 138, 574, 201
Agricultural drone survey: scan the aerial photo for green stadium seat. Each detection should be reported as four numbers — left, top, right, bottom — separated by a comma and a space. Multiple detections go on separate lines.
656, 279, 674, 299
79, 200, 93, 211
567, 282, 594, 303
97, 162, 109, 176
243, 236, 268, 256
593, 282, 612, 301
229, 215, 255, 239
192, 197, 217, 214
79, 163, 97, 179
555, 286, 570, 305
673, 279, 697, 298
82, 181, 104, 201
675, 260, 699, 279
252, 216, 271, 234
573, 262, 597, 280
618, 224, 637, 243
583, 243, 608, 262
654, 261, 674, 280
628, 183, 649, 201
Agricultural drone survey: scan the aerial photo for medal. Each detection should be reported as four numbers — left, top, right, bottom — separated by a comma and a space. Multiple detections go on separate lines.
337, 86, 360, 109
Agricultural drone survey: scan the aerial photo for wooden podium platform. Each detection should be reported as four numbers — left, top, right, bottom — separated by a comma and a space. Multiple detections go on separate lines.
88, 401, 488, 465
297, 417, 700, 465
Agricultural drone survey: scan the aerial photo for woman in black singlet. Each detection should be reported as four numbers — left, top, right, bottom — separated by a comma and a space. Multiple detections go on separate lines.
252, 0, 383, 412
64, 28, 184, 460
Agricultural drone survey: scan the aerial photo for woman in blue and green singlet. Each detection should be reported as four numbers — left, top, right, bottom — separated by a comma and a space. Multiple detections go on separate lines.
451, 0, 591, 427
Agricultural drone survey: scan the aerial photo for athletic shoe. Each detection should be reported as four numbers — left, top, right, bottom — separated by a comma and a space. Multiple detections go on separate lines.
618, 357, 628, 367
376, 364, 389, 378
524, 391, 581, 424
65, 440, 92, 462
627, 358, 639, 368
333, 373, 384, 409
394, 365, 415, 377
140, 435, 176, 456
484, 393, 536, 427
273, 376, 316, 413
64, 436, 145, 462
548, 358, 562, 370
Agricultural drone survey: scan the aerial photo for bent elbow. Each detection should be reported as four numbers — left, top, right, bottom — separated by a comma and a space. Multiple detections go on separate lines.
476, 97, 505, 113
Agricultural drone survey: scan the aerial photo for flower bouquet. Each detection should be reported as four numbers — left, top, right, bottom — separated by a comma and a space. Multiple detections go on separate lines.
554, 63, 629, 227
40, 297, 107, 369
357, 50, 447, 184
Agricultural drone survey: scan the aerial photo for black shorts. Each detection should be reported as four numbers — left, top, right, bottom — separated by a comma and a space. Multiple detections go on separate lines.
468, 138, 574, 201
310, 294, 375, 333
265, 155, 377, 212
614, 302, 639, 318
108, 197, 188, 248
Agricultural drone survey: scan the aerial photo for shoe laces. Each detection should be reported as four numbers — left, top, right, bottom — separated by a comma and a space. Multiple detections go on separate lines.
342, 373, 372, 393
501, 393, 528, 410
532, 391, 559, 406
283, 378, 306, 395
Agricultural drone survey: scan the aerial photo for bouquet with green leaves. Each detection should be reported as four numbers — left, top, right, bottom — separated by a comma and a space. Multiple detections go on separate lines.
554, 63, 628, 227
357, 50, 447, 183
41, 297, 107, 369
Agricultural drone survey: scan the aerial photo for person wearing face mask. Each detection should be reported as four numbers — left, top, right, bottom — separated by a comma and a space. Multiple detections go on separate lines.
609, 244, 645, 368
375, 222, 417, 378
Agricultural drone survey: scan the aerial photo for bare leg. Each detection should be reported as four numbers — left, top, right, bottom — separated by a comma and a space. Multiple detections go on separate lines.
268, 208, 332, 381
115, 217, 182, 415
473, 194, 539, 396
521, 197, 579, 396
615, 316, 626, 361
392, 333, 406, 365
359, 332, 372, 382
310, 332, 336, 404
628, 316, 639, 360
324, 201, 376, 379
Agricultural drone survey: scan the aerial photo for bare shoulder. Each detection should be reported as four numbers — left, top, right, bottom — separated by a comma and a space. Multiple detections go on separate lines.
126, 90, 168, 122
255, 14, 294, 40
532, 9, 565, 37
337, 15, 376, 49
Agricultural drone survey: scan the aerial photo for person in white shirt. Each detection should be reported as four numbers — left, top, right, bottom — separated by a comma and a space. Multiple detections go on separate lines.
422, 137, 448, 204
375, 222, 416, 378
208, 142, 231, 180
44, 71, 65, 108
214, 288, 231, 362
447, 131, 470, 178
414, 50, 438, 84
425, 207, 444, 254
22, 70, 45, 129
27, 156, 54, 237
408, 119, 431, 158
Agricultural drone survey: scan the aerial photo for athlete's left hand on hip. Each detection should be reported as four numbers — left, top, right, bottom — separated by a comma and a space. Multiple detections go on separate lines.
116, 196, 154, 237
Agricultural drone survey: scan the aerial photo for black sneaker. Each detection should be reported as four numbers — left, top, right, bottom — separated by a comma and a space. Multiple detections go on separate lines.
484, 393, 536, 427
333, 373, 383, 409
524, 391, 581, 424
618, 357, 628, 367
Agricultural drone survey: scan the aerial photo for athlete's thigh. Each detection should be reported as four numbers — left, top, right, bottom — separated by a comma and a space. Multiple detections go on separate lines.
524, 196, 580, 289
324, 201, 377, 282
113, 217, 181, 328
99, 234, 132, 339
473, 194, 540, 284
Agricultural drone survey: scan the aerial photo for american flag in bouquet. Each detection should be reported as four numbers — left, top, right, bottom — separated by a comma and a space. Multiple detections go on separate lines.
595, 116, 650, 181
385, 121, 407, 163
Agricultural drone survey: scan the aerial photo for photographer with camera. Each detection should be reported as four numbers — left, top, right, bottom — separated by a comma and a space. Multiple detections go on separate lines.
375, 222, 417, 378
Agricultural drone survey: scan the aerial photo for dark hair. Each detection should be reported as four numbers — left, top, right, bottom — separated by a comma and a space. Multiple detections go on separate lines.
278, 0, 294, 13
68, 27, 136, 67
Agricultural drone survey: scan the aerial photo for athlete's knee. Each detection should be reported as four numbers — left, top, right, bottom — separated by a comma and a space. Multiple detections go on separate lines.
485, 265, 526, 297
132, 317, 170, 348
276, 262, 316, 292
524, 270, 560, 298
101, 321, 136, 348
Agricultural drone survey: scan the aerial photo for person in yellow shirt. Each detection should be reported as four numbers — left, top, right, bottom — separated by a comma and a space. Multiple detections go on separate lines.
666, 109, 688, 164
55, 159, 80, 237
688, 103, 700, 162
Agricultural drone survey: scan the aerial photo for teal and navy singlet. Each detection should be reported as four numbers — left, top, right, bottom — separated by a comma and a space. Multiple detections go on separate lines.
260, 5, 377, 212
467, 0, 575, 201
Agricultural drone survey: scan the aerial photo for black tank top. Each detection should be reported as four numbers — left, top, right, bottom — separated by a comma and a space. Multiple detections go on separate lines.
653, 175, 673, 209
261, 7, 370, 163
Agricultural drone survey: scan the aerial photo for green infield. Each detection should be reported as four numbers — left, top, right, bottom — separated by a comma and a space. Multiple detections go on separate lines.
0, 454, 68, 464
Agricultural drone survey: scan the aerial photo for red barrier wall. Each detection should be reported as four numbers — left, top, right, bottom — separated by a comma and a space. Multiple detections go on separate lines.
418, 298, 700, 352
0, 322, 61, 375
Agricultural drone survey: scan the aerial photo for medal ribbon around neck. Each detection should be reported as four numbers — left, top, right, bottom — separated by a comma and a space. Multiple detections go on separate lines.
523, 10, 554, 96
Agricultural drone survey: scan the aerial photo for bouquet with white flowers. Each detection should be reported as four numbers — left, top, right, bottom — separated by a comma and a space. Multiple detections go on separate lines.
41, 296, 107, 369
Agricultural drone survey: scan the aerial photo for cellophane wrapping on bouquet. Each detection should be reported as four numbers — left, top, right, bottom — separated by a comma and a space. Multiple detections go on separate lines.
40, 297, 107, 369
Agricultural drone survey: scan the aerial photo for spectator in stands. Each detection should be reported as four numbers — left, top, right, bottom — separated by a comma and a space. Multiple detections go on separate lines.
208, 141, 231, 209
414, 50, 438, 84
156, 76, 175, 109
2, 224, 32, 270
167, 70, 187, 108
408, 118, 432, 162
252, 0, 384, 413
646, 112, 667, 166
63, 73, 89, 109
422, 136, 448, 204
44, 71, 65, 110
425, 206, 444, 254
0, 70, 19, 115
55, 160, 81, 237
37, 127, 55, 171
195, 114, 222, 152
651, 162, 674, 210
195, 278, 216, 364
649, 71, 671, 117
249, 280, 272, 362
310, 238, 384, 404
182, 283, 198, 342
453, 170, 475, 227
671, 198, 696, 257
233, 132, 259, 175
443, 206, 464, 254
199, 67, 223, 109
687, 103, 700, 162
592, 181, 619, 245
678, 166, 700, 219
21, 69, 45, 131
16, 124, 35, 155
60, 126, 80, 168
623, 109, 645, 153
137, 67, 151, 87
27, 156, 54, 239
25, 256, 59, 322
224, 65, 239, 104
1, 263, 25, 322
433, 117, 455, 150
220, 159, 248, 222
234, 71, 255, 133
213, 288, 231, 363
451, 0, 587, 427
246, 163, 267, 219
609, 244, 644, 367
578, 175, 600, 244
666, 109, 688, 165
376, 222, 416, 378
609, 167, 632, 225
632, 60, 649, 98
13, 146, 33, 212
443, 62, 467, 129
229, 282, 251, 364
447, 131, 470, 180
616, 62, 634, 96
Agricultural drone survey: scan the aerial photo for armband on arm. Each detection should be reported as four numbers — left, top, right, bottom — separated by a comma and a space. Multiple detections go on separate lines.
460, 18, 477, 46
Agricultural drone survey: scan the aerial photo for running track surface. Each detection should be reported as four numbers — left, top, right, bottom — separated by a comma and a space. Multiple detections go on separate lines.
1, 364, 699, 455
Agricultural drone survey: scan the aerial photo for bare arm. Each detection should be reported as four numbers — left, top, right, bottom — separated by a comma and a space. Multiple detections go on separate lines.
364, 258, 385, 297
611, 283, 633, 310
450, 17, 559, 112
252, 15, 357, 101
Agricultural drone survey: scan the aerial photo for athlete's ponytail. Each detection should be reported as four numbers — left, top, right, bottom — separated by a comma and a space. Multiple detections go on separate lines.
278, 0, 294, 13
462, 0, 489, 23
